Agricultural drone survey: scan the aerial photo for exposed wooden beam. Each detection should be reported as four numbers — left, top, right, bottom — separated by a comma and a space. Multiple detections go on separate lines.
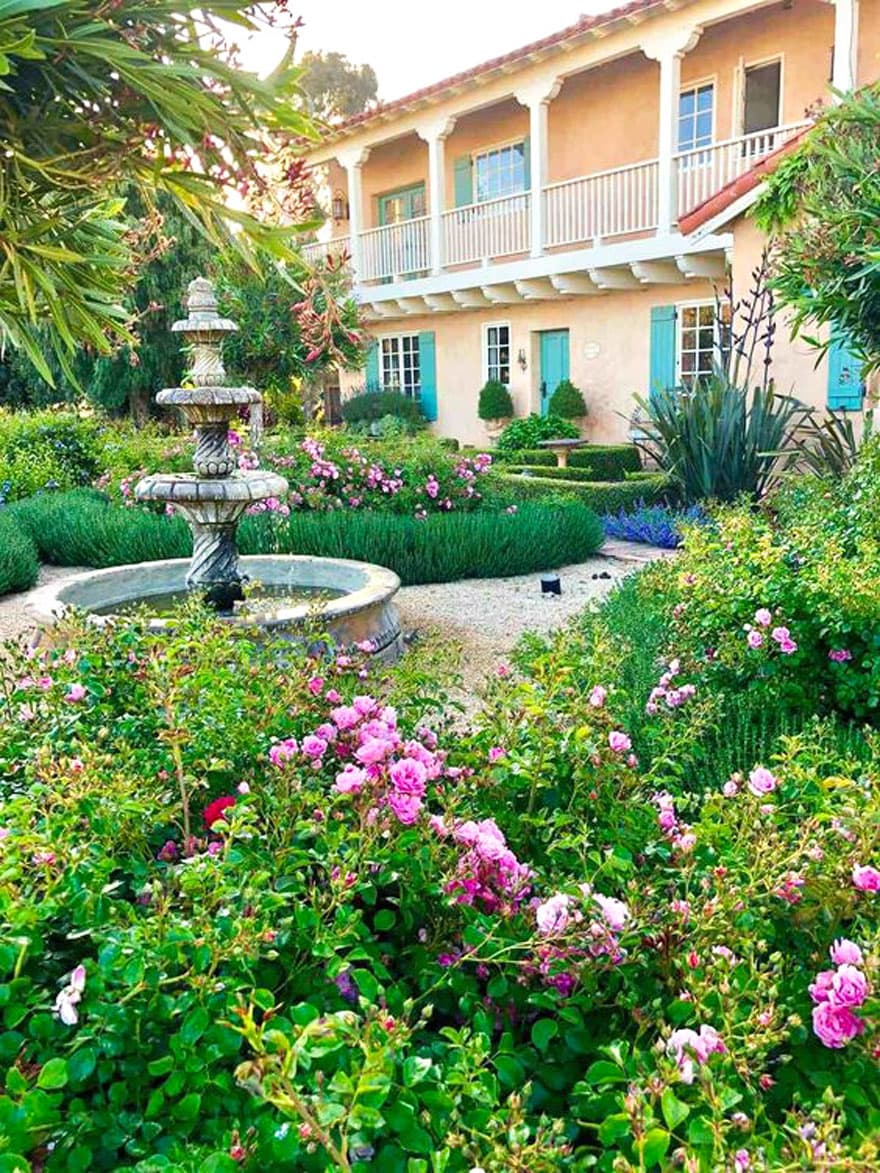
396, 297, 428, 314
549, 273, 602, 296
514, 278, 560, 299
423, 293, 458, 312
588, 266, 641, 290
481, 283, 524, 304
631, 260, 687, 285
676, 253, 728, 280
451, 288, 492, 308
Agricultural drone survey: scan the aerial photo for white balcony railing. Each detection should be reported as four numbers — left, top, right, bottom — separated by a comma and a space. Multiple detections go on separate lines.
674, 121, 810, 218
330, 124, 810, 286
442, 192, 531, 266
544, 158, 659, 248
360, 216, 430, 282
301, 236, 350, 266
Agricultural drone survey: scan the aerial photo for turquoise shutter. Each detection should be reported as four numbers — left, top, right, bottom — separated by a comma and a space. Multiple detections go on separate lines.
365, 341, 380, 392
453, 156, 473, 207
418, 331, 437, 422
521, 136, 531, 191
827, 331, 864, 411
649, 305, 677, 397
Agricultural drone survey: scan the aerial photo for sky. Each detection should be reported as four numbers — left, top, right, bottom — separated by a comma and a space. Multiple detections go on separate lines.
239, 1, 617, 102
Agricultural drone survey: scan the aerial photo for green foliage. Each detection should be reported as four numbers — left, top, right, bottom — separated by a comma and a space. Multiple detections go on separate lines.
755, 84, 880, 366
784, 407, 875, 479
215, 255, 364, 400
477, 379, 514, 422
0, 411, 102, 502
498, 472, 670, 513
0, 2, 317, 382
494, 444, 642, 480
0, 511, 38, 595
341, 390, 426, 432
495, 413, 580, 452
634, 376, 808, 503
3, 491, 602, 589
507, 465, 598, 483
547, 378, 587, 419
298, 50, 378, 121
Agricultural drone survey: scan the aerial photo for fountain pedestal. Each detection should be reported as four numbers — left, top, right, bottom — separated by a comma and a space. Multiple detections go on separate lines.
135, 278, 287, 597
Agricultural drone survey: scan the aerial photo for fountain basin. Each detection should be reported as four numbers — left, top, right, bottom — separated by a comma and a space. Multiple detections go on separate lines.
25, 555, 404, 662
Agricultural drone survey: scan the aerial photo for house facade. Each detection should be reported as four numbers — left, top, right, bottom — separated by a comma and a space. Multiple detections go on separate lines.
303, 0, 878, 445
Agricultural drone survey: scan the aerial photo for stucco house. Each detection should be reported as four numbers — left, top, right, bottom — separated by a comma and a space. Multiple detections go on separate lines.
303, 0, 877, 446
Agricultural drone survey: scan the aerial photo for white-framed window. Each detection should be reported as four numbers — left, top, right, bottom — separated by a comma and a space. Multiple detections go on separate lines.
678, 82, 714, 153
474, 141, 527, 202
742, 58, 782, 136
380, 335, 421, 400
484, 323, 511, 386
677, 301, 732, 386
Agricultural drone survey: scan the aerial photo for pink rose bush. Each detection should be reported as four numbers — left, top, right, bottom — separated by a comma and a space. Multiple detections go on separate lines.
810, 940, 871, 1049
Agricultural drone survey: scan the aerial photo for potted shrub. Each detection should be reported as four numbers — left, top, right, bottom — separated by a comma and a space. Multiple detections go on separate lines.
548, 378, 587, 422
478, 379, 514, 435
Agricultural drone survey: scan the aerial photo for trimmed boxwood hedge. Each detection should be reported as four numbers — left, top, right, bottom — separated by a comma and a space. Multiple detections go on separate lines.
506, 465, 598, 483
490, 444, 642, 481
0, 511, 39, 596
498, 471, 670, 513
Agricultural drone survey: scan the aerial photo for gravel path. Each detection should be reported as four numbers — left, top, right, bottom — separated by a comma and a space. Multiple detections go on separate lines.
396, 554, 643, 692
0, 545, 671, 688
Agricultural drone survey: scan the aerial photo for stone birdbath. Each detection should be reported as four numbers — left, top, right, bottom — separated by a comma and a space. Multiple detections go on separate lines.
537, 437, 588, 469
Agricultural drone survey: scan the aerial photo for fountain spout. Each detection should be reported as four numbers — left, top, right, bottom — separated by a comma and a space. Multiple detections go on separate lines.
135, 276, 288, 603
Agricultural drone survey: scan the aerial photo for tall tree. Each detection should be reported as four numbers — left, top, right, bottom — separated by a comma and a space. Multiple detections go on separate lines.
755, 85, 880, 368
299, 50, 378, 121
0, 2, 318, 383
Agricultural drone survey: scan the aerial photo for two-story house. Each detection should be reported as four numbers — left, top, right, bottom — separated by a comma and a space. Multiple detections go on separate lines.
303, 0, 877, 444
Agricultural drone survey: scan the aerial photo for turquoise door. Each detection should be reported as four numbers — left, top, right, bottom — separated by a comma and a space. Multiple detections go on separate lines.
539, 330, 570, 416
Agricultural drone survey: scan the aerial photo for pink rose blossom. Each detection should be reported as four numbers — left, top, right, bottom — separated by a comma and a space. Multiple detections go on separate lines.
535, 893, 571, 935
335, 765, 366, 794
269, 738, 298, 768
746, 630, 764, 650
722, 779, 739, 797
829, 964, 869, 1008
593, 893, 629, 931
829, 648, 853, 663
754, 608, 772, 627
588, 685, 607, 708
389, 757, 427, 795
666, 1024, 726, 1083
488, 746, 506, 763
812, 1001, 865, 1048
830, 938, 863, 967
608, 731, 632, 754
388, 791, 422, 825
301, 735, 328, 759
809, 970, 836, 1004
54, 964, 86, 1026
747, 766, 777, 797
852, 864, 880, 892
64, 683, 87, 704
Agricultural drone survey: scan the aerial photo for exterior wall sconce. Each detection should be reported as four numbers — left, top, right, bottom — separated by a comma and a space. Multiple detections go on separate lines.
517, 348, 527, 371
331, 190, 350, 221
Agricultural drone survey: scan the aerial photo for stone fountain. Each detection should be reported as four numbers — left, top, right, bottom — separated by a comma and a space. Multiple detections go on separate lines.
26, 277, 404, 660
135, 276, 288, 610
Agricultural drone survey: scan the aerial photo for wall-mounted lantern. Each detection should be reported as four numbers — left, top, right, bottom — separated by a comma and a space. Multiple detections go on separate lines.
331, 190, 350, 222
517, 348, 528, 372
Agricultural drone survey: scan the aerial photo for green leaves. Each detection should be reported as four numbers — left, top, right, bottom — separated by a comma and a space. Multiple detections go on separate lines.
36, 1057, 67, 1089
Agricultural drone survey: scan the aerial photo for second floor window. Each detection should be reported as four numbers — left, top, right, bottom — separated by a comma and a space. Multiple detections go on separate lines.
678, 83, 714, 154
678, 302, 731, 387
485, 324, 511, 386
380, 335, 421, 400
474, 142, 527, 203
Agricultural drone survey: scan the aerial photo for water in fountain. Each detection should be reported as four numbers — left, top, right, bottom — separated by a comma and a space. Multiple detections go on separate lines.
135, 276, 289, 611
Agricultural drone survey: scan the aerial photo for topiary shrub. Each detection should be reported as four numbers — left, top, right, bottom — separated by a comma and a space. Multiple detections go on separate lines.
547, 378, 587, 419
340, 389, 425, 434
478, 379, 514, 422
496, 413, 579, 453
498, 471, 670, 512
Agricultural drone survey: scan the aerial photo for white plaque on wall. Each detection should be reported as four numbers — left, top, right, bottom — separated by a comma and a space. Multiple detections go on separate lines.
583, 340, 601, 360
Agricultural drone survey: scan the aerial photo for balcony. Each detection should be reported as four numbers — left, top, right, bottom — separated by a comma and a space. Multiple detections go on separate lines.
303, 122, 808, 300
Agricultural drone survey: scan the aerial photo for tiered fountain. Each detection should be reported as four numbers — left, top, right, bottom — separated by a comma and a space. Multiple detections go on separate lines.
27, 277, 404, 660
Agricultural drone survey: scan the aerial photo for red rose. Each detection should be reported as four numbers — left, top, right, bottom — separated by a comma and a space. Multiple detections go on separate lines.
203, 795, 236, 829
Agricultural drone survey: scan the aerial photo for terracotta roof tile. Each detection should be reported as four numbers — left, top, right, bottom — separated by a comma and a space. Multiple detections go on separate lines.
678, 125, 812, 236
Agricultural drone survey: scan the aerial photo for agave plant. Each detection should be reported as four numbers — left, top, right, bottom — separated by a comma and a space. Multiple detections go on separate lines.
634, 375, 810, 503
